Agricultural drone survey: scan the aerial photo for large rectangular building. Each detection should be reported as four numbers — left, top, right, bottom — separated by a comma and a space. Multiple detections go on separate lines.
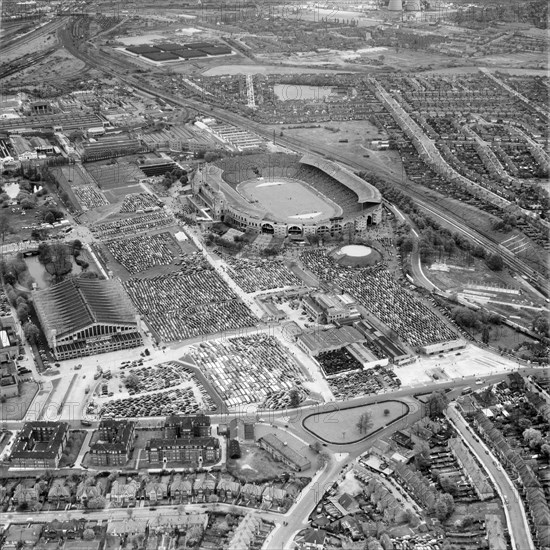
33, 278, 142, 360
258, 433, 311, 471
89, 420, 135, 466
296, 326, 365, 356
146, 437, 220, 465
164, 414, 211, 438
10, 421, 69, 468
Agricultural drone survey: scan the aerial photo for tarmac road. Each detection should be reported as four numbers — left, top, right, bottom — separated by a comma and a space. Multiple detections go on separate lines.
446, 404, 534, 550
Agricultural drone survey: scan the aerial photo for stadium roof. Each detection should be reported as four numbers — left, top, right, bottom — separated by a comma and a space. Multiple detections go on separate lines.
33, 278, 137, 340
300, 153, 382, 204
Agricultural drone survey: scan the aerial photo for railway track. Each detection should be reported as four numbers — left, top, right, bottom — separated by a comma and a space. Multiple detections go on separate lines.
0, 16, 68, 55
59, 23, 549, 293
0, 46, 58, 80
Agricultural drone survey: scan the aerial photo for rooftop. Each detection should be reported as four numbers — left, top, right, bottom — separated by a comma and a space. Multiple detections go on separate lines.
11, 421, 69, 460
297, 325, 365, 354
33, 278, 137, 340
259, 433, 310, 470
300, 153, 382, 204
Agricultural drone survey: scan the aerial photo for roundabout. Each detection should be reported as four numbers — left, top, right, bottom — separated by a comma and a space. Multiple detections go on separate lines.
302, 400, 409, 445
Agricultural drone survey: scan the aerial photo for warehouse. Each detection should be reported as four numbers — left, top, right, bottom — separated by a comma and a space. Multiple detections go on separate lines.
33, 278, 142, 360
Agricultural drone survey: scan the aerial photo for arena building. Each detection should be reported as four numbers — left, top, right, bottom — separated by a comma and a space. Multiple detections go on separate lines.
191, 153, 382, 237
33, 278, 142, 360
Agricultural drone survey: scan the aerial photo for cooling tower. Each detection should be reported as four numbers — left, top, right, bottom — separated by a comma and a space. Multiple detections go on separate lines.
387, 0, 403, 10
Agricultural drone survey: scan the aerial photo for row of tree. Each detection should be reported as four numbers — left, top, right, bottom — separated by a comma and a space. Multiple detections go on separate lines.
363, 175, 505, 271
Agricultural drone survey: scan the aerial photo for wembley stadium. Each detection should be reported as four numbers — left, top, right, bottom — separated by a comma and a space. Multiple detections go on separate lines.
191, 153, 382, 237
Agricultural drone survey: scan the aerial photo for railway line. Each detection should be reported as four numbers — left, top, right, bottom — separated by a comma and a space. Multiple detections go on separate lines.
0, 16, 68, 55
0, 46, 58, 80
57, 22, 548, 294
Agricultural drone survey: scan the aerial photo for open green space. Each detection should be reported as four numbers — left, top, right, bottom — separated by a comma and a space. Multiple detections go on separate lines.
58, 430, 86, 467
303, 400, 408, 444
227, 443, 293, 482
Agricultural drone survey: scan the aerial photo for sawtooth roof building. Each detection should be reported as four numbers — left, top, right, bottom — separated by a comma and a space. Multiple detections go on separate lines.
33, 278, 142, 360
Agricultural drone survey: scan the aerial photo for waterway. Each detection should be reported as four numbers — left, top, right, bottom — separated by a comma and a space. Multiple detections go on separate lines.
3, 182, 20, 199
24, 254, 97, 290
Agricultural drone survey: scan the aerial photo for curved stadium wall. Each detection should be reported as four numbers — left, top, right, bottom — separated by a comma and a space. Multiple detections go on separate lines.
192, 153, 382, 237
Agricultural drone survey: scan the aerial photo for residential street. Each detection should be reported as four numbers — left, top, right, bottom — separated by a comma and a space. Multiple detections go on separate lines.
446, 404, 534, 550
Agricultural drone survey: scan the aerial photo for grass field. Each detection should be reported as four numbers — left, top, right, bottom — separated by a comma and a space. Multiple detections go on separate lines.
303, 400, 407, 444
59, 430, 86, 468
227, 443, 292, 482
237, 177, 341, 223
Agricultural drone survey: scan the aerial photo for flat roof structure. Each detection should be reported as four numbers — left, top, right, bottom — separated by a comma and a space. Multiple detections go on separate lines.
142, 51, 180, 62
297, 326, 365, 355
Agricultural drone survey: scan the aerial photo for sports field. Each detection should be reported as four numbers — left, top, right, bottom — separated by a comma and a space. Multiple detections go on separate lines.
237, 177, 341, 223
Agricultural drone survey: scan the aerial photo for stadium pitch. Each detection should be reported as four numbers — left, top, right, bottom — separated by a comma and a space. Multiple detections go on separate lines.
237, 177, 342, 223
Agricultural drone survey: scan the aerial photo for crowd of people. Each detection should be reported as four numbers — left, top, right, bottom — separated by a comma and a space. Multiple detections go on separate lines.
92, 211, 175, 238
73, 185, 108, 210
99, 387, 206, 418
188, 334, 306, 409
223, 257, 300, 293
301, 249, 457, 348
120, 193, 159, 213
123, 268, 257, 342
104, 232, 177, 274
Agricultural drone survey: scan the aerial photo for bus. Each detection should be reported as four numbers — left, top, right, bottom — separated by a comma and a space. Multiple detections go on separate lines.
461, 386, 472, 395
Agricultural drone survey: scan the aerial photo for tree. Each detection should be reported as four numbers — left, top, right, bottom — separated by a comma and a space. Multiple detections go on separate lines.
523, 428, 543, 449
425, 391, 449, 419
0, 214, 11, 244
288, 388, 300, 408
400, 237, 415, 255
310, 441, 322, 453
356, 411, 374, 434
204, 152, 220, 163
414, 440, 431, 470
16, 303, 29, 322
478, 386, 493, 407
433, 493, 454, 520
481, 324, 490, 344
383, 408, 390, 416
124, 373, 140, 391
43, 243, 72, 283
532, 315, 549, 337
23, 321, 40, 344
486, 253, 503, 271
82, 528, 95, 540
20, 198, 36, 210
71, 239, 83, 253
87, 496, 106, 509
